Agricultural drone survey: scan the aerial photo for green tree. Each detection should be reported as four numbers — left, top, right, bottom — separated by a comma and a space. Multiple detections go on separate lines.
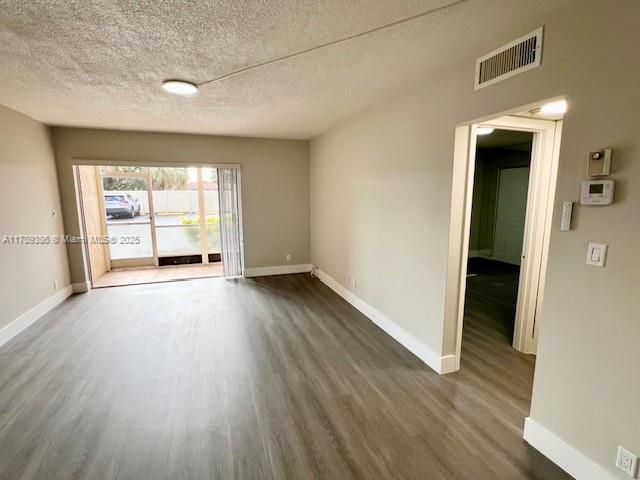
150, 167, 188, 190
102, 176, 146, 191
102, 167, 189, 191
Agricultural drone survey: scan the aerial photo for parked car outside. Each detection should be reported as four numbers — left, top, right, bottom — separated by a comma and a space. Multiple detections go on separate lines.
104, 194, 141, 218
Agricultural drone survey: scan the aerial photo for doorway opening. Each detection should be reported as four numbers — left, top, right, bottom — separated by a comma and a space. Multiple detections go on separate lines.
75, 164, 244, 288
466, 129, 534, 349
444, 100, 564, 376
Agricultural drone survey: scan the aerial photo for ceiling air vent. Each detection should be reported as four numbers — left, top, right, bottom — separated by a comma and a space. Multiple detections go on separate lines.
474, 27, 543, 90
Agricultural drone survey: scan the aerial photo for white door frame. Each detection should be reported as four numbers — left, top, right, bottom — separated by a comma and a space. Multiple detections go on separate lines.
445, 115, 562, 370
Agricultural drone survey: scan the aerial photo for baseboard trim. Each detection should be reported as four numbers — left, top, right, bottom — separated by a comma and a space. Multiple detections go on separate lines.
523, 417, 614, 480
0, 285, 73, 348
315, 269, 449, 374
72, 281, 90, 293
244, 264, 313, 278
439, 354, 458, 374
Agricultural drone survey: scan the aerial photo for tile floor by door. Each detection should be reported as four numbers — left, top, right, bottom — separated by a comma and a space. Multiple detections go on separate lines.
92, 263, 224, 288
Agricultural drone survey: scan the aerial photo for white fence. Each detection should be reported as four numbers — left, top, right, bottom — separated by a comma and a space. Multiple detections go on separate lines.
104, 190, 219, 214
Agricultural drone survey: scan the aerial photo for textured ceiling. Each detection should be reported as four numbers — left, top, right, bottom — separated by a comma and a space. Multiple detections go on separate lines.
0, 0, 563, 139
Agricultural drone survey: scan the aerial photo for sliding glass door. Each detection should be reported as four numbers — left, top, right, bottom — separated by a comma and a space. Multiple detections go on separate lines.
100, 169, 154, 268
202, 167, 221, 263
95, 165, 242, 275
152, 167, 203, 264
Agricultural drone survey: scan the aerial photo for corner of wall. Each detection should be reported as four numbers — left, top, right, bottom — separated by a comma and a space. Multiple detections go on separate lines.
523, 417, 615, 480
315, 268, 451, 374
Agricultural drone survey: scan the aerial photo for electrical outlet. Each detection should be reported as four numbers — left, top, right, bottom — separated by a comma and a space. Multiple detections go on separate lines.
617, 446, 639, 478
53, 280, 58, 290
286, 254, 292, 263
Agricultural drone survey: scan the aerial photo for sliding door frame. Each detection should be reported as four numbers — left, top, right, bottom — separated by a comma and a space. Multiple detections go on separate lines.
98, 169, 156, 269
196, 167, 209, 264
74, 160, 245, 278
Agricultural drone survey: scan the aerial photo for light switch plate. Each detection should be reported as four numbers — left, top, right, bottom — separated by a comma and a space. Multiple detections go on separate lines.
586, 243, 607, 267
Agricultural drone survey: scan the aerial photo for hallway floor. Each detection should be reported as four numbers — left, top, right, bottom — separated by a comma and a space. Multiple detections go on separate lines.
464, 257, 521, 344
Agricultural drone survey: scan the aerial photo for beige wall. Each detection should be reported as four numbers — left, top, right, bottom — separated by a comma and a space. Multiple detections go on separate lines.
0, 106, 70, 329
310, 0, 640, 477
52, 128, 310, 284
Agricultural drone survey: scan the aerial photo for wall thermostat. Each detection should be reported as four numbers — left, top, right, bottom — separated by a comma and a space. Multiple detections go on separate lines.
587, 148, 612, 177
581, 179, 614, 205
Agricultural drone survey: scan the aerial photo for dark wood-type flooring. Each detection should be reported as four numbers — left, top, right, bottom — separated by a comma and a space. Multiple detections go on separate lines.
0, 272, 572, 479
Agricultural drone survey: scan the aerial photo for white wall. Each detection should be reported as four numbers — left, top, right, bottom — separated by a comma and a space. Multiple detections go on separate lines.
0, 105, 70, 329
310, 0, 640, 477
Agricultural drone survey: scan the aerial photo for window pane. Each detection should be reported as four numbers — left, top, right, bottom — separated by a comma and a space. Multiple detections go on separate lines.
102, 176, 149, 221
151, 167, 197, 226
202, 168, 220, 254
156, 226, 201, 257
205, 216, 220, 254
100, 166, 147, 175
106, 224, 153, 259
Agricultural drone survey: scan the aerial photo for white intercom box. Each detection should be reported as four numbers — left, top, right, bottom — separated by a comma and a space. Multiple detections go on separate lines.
581, 180, 614, 205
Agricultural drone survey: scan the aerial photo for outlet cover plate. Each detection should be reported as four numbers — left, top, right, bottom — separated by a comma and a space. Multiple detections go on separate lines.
617, 446, 639, 478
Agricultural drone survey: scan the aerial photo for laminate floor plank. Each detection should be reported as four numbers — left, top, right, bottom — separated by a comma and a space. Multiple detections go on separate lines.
0, 272, 572, 479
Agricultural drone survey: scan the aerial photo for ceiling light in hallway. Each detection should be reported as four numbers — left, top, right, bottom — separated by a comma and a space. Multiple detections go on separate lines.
540, 100, 567, 115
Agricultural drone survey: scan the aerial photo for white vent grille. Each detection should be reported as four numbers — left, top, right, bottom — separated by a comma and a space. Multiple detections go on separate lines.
474, 27, 543, 90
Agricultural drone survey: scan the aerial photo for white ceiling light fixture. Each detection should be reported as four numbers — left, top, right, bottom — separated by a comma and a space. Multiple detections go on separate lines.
162, 80, 198, 95
539, 99, 567, 115
476, 127, 495, 135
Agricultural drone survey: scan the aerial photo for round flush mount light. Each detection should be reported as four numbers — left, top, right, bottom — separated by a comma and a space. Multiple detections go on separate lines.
476, 127, 495, 135
162, 80, 198, 95
539, 99, 567, 115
